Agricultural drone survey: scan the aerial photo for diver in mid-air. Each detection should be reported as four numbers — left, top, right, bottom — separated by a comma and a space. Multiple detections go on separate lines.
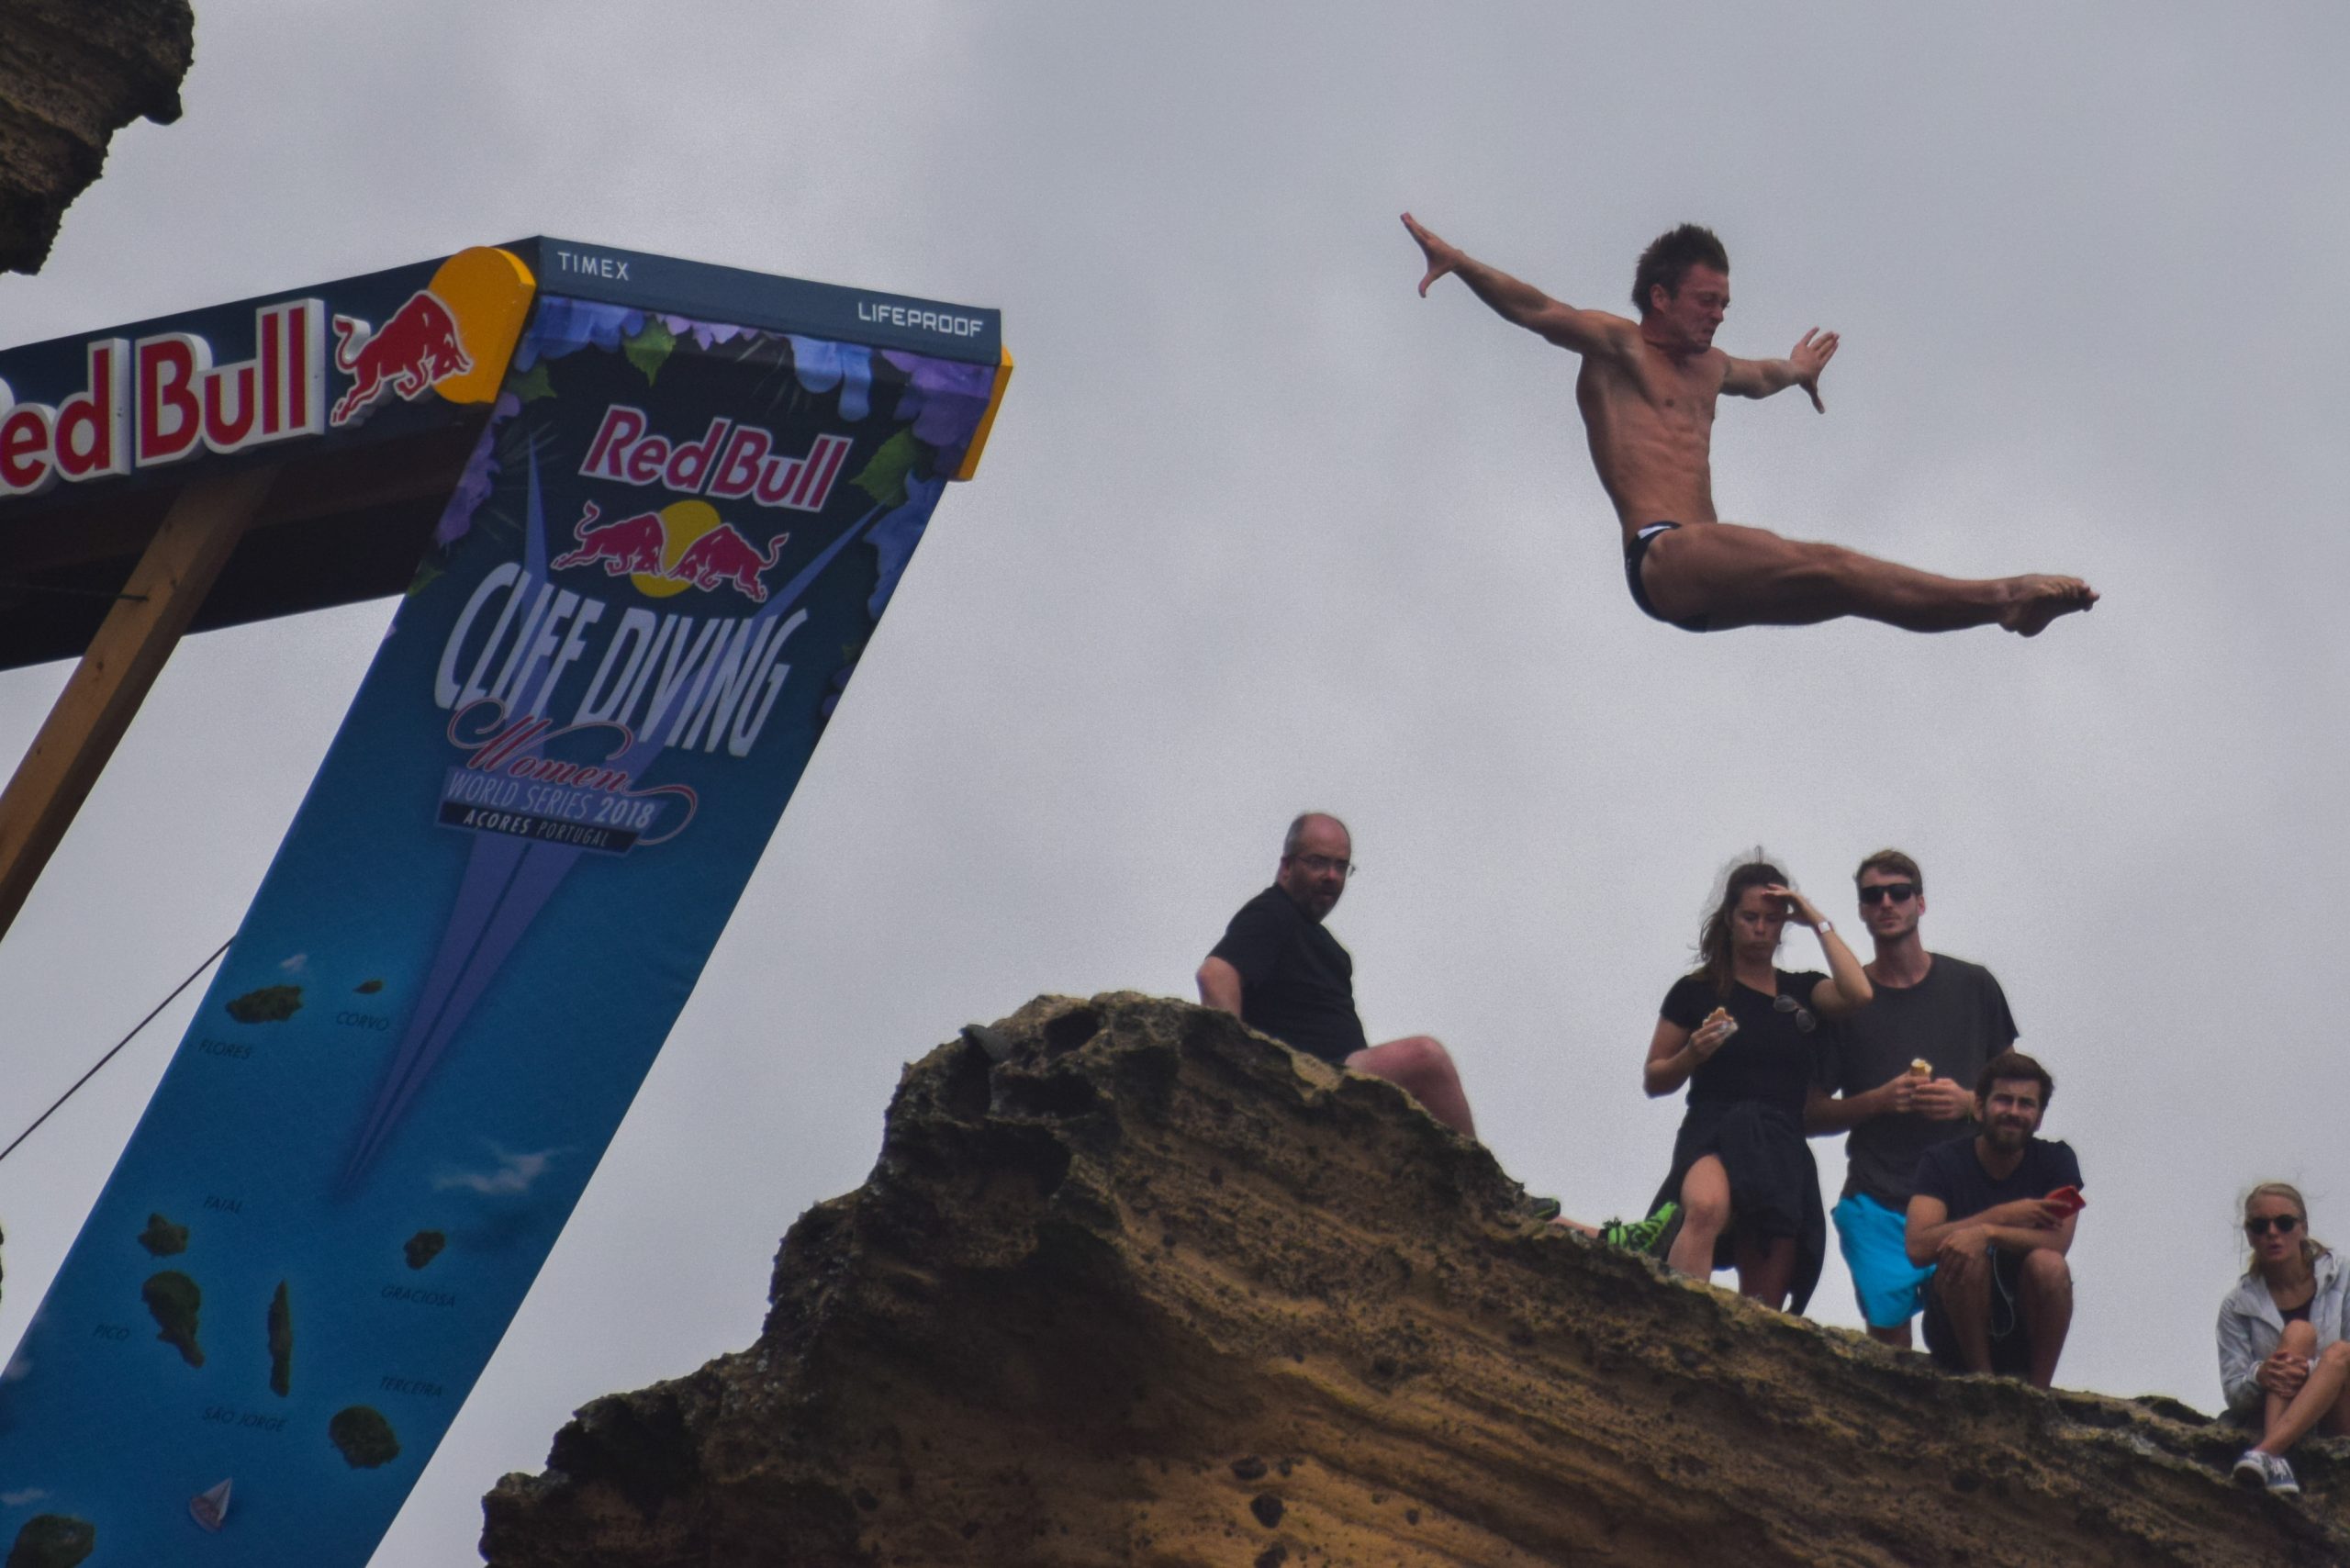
1402, 214, 2096, 636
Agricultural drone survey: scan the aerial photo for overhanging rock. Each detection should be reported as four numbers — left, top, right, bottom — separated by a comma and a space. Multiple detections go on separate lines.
483, 992, 2348, 1566
0, 0, 194, 274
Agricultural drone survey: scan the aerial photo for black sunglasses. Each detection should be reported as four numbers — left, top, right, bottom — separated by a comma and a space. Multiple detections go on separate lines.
2245, 1214, 2302, 1238
1773, 993, 1818, 1034
1858, 882, 1919, 906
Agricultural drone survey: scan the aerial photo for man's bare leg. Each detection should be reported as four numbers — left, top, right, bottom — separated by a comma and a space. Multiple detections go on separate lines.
1641, 520, 2096, 636
1931, 1249, 1997, 1372
1345, 1036, 1474, 1137
2017, 1249, 2072, 1388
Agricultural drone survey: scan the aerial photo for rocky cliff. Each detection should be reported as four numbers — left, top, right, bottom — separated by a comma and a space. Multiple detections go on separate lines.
482, 992, 2348, 1566
0, 0, 194, 274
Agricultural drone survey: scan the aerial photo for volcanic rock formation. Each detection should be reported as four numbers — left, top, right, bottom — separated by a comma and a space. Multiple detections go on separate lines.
483, 992, 2349, 1566
0, 0, 194, 274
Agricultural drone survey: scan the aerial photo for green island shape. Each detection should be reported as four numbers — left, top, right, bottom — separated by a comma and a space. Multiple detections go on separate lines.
137, 1213, 187, 1256
267, 1280, 293, 1396
354, 978, 385, 994
225, 984, 303, 1024
404, 1229, 446, 1271
7, 1513, 95, 1568
329, 1405, 400, 1469
140, 1270, 203, 1367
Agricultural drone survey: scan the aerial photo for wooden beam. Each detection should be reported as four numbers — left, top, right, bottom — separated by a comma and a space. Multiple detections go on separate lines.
0, 465, 277, 945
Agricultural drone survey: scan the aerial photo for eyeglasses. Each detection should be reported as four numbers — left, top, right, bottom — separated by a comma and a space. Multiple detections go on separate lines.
1773, 993, 1818, 1034
1858, 882, 1919, 906
1289, 855, 1356, 879
2245, 1214, 2303, 1238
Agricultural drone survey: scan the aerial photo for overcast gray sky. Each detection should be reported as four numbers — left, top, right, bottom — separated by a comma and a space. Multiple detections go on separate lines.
1, 4, 2344, 1561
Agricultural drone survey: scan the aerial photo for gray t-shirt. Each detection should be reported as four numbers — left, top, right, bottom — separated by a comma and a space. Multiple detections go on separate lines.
1824, 953, 2017, 1208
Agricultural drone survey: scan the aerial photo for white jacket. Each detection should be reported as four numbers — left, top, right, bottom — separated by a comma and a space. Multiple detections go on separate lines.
2215, 1248, 2349, 1412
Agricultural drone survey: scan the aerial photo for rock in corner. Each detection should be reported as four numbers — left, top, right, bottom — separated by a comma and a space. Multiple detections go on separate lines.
482, 992, 2347, 1566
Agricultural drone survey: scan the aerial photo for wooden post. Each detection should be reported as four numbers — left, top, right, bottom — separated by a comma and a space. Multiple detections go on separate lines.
0, 465, 277, 944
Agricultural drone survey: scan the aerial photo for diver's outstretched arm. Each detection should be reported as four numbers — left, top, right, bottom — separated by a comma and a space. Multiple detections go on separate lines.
1402, 212, 1633, 359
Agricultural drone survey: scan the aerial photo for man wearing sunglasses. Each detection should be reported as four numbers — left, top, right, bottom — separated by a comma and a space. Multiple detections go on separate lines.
1197, 812, 1477, 1136
1807, 850, 2019, 1348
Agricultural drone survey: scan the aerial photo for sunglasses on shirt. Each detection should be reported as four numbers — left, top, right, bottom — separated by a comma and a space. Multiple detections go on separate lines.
2245, 1214, 2302, 1238
1772, 993, 1818, 1034
1858, 882, 1919, 906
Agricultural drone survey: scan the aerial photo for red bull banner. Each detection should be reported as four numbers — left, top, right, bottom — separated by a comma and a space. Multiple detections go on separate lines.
0, 244, 1007, 1566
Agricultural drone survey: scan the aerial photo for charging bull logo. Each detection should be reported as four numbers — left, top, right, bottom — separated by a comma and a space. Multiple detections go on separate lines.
552, 498, 789, 604
329, 289, 474, 427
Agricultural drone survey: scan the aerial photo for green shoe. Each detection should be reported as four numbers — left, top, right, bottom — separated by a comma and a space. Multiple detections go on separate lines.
1601, 1201, 1678, 1253
1525, 1194, 1563, 1223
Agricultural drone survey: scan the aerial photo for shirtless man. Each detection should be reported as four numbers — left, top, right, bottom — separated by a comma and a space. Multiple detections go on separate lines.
1401, 215, 2096, 635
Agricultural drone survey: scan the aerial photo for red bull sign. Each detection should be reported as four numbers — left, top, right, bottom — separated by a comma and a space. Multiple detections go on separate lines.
0, 240, 1010, 1567
0, 246, 532, 503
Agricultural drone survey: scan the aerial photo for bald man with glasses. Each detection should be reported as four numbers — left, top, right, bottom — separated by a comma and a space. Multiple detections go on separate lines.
1806, 849, 2019, 1348
1196, 812, 1477, 1136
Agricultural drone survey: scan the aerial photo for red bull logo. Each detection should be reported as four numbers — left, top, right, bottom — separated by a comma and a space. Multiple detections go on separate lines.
330, 290, 472, 427
551, 498, 789, 604
580, 405, 852, 515
668, 521, 787, 602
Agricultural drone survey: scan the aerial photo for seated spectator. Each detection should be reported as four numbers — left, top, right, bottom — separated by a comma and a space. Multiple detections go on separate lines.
2217, 1182, 2350, 1495
1200, 812, 1670, 1248
1642, 858, 1870, 1311
1903, 1051, 2078, 1387
1197, 812, 1474, 1133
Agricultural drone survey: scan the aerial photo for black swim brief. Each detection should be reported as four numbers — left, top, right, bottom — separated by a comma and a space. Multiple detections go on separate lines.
1623, 521, 1710, 633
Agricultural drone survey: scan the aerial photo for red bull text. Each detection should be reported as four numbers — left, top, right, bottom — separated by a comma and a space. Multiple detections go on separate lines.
0, 286, 489, 498
0, 300, 327, 496
580, 406, 852, 513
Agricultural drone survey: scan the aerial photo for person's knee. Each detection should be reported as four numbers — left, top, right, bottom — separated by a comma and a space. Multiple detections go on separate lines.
1382, 1036, 1456, 1086
2279, 1318, 2322, 1357
1934, 1255, 1987, 1303
1784, 539, 1861, 592
2316, 1339, 2350, 1372
1678, 1180, 1730, 1233
2020, 1249, 2071, 1293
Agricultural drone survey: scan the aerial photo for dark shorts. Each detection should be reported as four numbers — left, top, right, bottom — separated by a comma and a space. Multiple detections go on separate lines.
1921, 1244, 2034, 1377
1624, 521, 1711, 633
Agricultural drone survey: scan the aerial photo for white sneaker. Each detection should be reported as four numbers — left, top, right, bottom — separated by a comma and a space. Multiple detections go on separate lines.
2232, 1450, 2300, 1495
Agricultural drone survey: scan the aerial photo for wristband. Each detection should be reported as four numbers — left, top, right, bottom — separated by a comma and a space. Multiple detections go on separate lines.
1815, 919, 1835, 936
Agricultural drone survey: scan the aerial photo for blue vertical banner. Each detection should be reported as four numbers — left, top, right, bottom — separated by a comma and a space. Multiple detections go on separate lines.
0, 280, 1004, 1564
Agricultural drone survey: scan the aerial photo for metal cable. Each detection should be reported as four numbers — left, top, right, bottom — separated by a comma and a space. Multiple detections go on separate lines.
0, 936, 230, 1167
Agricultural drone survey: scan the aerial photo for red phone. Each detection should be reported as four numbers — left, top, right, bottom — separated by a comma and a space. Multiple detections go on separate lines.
2044, 1185, 2086, 1214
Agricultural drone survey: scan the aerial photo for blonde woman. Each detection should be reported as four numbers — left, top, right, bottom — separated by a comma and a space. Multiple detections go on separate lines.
2217, 1182, 2350, 1495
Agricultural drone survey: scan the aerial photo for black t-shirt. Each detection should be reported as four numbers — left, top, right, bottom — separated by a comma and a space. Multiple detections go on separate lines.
1822, 954, 2018, 1208
1209, 885, 1369, 1066
1659, 969, 1831, 1121
1911, 1135, 2082, 1223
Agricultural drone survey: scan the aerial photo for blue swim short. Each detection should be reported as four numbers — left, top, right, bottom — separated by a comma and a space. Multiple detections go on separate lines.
1831, 1192, 1936, 1329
